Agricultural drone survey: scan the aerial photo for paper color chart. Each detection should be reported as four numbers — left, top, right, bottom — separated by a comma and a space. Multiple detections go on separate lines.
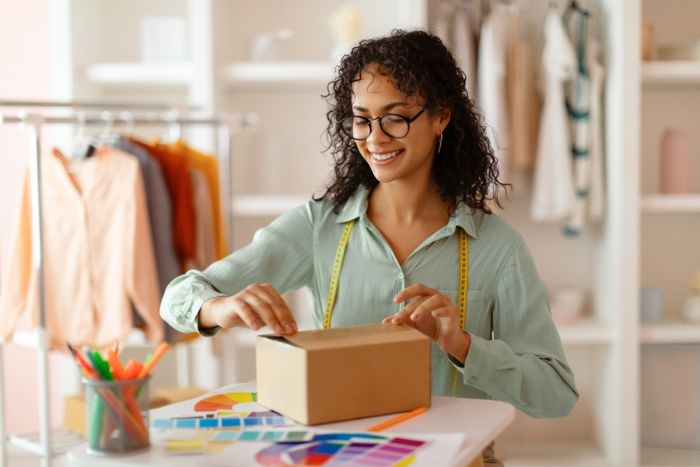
152, 415, 290, 430
255, 432, 427, 466
212, 430, 314, 443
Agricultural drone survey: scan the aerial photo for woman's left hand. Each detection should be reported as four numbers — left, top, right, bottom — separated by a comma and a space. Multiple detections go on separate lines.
381, 283, 471, 363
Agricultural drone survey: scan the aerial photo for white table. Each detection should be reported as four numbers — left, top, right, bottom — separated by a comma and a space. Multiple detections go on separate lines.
63, 381, 515, 467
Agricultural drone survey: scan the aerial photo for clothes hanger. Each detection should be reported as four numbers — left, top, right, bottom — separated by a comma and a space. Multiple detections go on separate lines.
87, 110, 117, 155
119, 111, 135, 138
166, 109, 182, 143
564, 0, 590, 19
68, 110, 97, 160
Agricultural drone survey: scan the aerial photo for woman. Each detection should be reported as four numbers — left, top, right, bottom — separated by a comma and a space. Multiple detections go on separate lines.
161, 30, 578, 422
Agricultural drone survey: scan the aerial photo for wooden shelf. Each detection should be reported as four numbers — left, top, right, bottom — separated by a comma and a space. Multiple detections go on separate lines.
232, 194, 310, 217
223, 61, 335, 89
641, 446, 700, 466
640, 323, 700, 344
499, 440, 612, 467
640, 194, 700, 213
557, 319, 613, 345
83, 62, 194, 86
643, 61, 700, 85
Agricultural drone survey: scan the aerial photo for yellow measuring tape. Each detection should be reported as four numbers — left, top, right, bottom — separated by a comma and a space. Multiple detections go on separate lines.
323, 221, 469, 397
323, 220, 356, 329
453, 228, 469, 397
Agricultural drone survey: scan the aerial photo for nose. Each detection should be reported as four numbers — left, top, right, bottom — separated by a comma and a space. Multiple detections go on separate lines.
365, 118, 391, 144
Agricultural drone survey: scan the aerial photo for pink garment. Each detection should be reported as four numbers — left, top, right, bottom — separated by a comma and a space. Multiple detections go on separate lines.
0, 147, 164, 349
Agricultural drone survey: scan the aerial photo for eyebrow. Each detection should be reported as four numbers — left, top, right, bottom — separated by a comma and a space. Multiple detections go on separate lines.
352, 102, 411, 113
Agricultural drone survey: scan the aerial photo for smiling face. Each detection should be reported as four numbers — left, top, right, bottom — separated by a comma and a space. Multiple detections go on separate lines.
350, 64, 450, 187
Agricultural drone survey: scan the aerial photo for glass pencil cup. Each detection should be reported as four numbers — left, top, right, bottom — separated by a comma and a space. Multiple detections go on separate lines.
83, 376, 150, 455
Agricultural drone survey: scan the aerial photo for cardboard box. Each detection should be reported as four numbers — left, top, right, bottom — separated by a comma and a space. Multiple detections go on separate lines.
256, 323, 431, 425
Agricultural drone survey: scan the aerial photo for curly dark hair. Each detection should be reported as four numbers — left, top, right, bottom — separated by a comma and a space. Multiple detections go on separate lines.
316, 29, 507, 214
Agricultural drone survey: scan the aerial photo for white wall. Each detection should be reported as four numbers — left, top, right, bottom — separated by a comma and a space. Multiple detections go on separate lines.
0, 0, 70, 434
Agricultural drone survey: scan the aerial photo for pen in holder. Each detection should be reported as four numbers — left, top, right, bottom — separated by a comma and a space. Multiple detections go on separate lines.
83, 376, 150, 455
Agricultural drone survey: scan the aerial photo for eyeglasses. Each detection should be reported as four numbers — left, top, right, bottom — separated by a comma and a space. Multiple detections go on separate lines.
340, 108, 425, 140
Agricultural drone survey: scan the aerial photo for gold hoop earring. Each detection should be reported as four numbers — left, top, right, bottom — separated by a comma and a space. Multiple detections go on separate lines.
437, 133, 443, 154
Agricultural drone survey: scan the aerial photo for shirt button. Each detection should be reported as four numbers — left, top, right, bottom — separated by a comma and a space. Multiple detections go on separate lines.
186, 311, 192, 318
469, 376, 477, 384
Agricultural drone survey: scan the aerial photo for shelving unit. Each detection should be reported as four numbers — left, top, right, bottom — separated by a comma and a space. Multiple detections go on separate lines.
83, 62, 194, 86
638, 1, 700, 464
640, 323, 700, 344
232, 194, 309, 217
641, 194, 700, 212
642, 60, 700, 85
558, 320, 614, 346
223, 62, 335, 88
499, 440, 613, 467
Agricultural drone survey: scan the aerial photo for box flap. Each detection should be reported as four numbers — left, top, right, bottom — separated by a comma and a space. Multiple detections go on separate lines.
261, 323, 427, 351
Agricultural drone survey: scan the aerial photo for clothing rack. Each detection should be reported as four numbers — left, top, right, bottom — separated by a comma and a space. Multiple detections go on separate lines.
0, 100, 254, 465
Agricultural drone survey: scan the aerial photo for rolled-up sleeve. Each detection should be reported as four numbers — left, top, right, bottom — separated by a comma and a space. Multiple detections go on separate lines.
160, 203, 315, 334
454, 239, 579, 418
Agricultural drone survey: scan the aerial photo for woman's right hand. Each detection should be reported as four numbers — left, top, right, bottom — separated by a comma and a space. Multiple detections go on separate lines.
198, 283, 297, 335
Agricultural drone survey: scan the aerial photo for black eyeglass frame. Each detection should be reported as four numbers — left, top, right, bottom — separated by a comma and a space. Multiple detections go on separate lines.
340, 108, 426, 140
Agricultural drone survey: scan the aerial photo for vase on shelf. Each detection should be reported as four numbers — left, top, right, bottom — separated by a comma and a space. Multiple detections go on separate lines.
659, 128, 690, 194
682, 270, 700, 323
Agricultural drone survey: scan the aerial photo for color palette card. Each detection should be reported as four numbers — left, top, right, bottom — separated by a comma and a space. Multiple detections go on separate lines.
212, 429, 314, 443
152, 415, 291, 430
164, 439, 207, 455
161, 429, 315, 456
161, 429, 212, 455
205, 431, 465, 466
254, 432, 434, 466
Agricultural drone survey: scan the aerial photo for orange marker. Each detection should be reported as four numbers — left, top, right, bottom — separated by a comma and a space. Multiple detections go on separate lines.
122, 360, 143, 381
137, 342, 169, 379
108, 346, 125, 380
366, 407, 428, 432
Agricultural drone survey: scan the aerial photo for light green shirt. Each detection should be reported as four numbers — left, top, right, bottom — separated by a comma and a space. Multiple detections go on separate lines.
161, 187, 578, 418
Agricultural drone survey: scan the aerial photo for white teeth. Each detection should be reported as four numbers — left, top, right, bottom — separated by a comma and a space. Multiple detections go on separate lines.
371, 150, 401, 161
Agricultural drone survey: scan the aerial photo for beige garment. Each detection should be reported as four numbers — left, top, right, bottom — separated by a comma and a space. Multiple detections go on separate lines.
507, 11, 540, 171
0, 147, 164, 349
185, 168, 216, 271
478, 4, 512, 182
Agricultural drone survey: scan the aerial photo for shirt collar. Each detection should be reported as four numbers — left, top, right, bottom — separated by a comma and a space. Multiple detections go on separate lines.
335, 186, 481, 239
336, 186, 370, 224
448, 201, 480, 239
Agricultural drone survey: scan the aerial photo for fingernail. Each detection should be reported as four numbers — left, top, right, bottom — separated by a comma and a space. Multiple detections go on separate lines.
284, 324, 294, 334
274, 324, 284, 334
410, 313, 417, 321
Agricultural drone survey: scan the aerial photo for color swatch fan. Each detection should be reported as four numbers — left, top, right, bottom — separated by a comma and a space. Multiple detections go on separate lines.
194, 392, 279, 417
255, 432, 426, 466
194, 392, 256, 411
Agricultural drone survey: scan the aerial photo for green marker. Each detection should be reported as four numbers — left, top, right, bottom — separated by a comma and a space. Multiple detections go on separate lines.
85, 350, 105, 449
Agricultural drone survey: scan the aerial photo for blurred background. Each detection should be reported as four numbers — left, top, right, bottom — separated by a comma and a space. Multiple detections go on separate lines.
1, 0, 700, 465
